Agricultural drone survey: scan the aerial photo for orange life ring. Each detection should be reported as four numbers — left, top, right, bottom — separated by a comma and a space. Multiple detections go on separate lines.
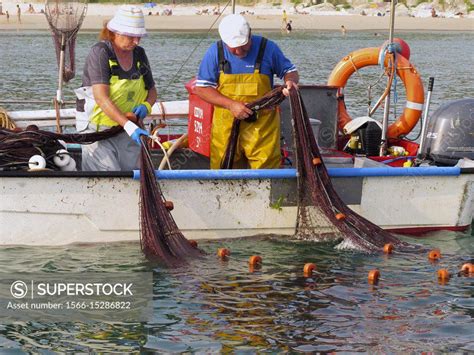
328, 47, 424, 138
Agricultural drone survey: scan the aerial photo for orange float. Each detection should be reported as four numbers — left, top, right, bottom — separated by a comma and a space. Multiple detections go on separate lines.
335, 213, 346, 221
249, 255, 262, 266
437, 269, 450, 282
460, 263, 474, 275
368, 269, 380, 285
312, 157, 322, 166
189, 240, 198, 248
217, 248, 230, 259
164, 200, 174, 211
428, 249, 441, 261
303, 263, 317, 277
328, 47, 424, 137
383, 243, 394, 254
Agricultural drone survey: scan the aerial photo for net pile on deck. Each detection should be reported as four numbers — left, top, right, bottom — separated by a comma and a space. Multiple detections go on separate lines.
288, 89, 409, 252
0, 125, 202, 265
138, 141, 202, 265
0, 126, 121, 170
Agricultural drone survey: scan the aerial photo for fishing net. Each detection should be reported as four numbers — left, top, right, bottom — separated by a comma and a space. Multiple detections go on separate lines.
0, 126, 120, 170
138, 140, 203, 265
44, 0, 88, 82
221, 86, 286, 169
288, 89, 409, 252
0, 125, 203, 265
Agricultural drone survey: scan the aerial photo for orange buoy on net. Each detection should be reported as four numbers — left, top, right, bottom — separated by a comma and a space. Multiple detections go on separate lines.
335, 213, 346, 221
303, 263, 317, 277
217, 248, 230, 259
312, 157, 322, 166
428, 249, 441, 261
189, 240, 198, 248
164, 200, 174, 211
383, 243, 394, 254
368, 269, 380, 285
249, 255, 262, 266
437, 269, 450, 282
460, 263, 474, 276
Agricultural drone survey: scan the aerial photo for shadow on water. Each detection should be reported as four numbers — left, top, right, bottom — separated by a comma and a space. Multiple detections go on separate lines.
0, 231, 472, 352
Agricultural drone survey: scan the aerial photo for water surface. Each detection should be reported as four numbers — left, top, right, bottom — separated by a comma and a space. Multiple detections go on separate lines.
0, 30, 473, 352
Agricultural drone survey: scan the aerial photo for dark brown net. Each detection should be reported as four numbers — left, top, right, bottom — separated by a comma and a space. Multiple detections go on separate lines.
138, 140, 203, 266
45, 0, 87, 82
0, 126, 121, 170
0, 126, 203, 264
221, 86, 286, 169
288, 89, 414, 252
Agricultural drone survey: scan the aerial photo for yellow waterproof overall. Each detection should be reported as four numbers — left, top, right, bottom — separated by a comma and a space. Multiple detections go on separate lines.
90, 45, 148, 129
210, 39, 281, 169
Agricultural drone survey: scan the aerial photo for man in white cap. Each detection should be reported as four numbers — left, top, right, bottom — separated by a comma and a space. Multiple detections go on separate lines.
77, 5, 157, 171
195, 14, 299, 169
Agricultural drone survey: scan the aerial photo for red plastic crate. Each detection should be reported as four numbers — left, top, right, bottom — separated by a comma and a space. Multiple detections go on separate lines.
186, 78, 214, 157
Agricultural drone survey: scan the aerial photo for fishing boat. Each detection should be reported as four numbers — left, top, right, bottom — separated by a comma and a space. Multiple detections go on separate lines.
1, 83, 473, 246
1, 1, 473, 247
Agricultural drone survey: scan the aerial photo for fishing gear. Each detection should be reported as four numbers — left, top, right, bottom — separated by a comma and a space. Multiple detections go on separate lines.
138, 137, 203, 265
288, 88, 417, 252
44, 0, 88, 133
220, 86, 286, 169
0, 126, 121, 170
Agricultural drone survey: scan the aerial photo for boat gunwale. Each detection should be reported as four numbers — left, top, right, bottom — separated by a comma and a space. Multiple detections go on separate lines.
0, 167, 472, 179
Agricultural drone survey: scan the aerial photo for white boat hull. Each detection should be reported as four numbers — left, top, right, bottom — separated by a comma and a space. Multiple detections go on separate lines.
1, 173, 472, 246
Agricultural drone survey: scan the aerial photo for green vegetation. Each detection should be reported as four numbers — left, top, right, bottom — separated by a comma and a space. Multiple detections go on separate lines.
270, 196, 284, 212
465, 0, 474, 13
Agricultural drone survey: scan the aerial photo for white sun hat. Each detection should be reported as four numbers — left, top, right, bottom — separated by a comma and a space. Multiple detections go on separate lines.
218, 14, 250, 48
107, 5, 147, 37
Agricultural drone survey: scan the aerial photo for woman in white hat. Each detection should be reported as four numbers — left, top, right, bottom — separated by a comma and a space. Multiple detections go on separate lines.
78, 5, 157, 171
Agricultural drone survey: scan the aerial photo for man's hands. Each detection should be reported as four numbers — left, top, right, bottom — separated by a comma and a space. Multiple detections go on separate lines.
132, 101, 152, 120
124, 120, 149, 145
282, 80, 299, 97
228, 101, 254, 120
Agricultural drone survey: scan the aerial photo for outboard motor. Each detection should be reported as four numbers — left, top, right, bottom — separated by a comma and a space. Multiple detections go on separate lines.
420, 99, 474, 166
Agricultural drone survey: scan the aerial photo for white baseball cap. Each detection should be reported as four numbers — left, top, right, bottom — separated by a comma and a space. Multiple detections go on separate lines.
107, 5, 147, 37
218, 14, 250, 48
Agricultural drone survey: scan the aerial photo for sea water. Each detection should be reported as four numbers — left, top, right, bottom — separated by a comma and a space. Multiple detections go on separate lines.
0, 30, 473, 352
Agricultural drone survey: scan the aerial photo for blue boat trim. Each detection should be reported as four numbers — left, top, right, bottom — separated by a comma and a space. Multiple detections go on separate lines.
132, 167, 461, 180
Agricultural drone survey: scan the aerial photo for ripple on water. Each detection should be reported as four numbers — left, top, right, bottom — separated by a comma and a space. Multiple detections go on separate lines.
0, 30, 473, 352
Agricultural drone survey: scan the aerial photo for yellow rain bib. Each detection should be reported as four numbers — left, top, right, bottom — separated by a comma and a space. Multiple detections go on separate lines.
90, 58, 148, 129
211, 39, 281, 169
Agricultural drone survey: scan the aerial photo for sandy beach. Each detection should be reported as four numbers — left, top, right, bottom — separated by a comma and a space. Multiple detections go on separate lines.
0, 13, 473, 32
0, 1, 473, 32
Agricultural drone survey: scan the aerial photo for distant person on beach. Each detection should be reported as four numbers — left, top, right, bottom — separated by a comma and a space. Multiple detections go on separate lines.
286, 20, 292, 33
77, 5, 157, 171
340, 25, 346, 35
195, 14, 299, 169
16, 4, 21, 23
27, 4, 35, 13
282, 10, 287, 28
431, 8, 438, 17
6, 10, 9, 22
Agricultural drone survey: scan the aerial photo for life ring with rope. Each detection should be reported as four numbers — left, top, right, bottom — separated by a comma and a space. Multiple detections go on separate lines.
328, 46, 424, 138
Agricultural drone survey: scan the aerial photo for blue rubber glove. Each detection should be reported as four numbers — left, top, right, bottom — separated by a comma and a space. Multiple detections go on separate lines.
132, 104, 148, 120
124, 121, 149, 145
